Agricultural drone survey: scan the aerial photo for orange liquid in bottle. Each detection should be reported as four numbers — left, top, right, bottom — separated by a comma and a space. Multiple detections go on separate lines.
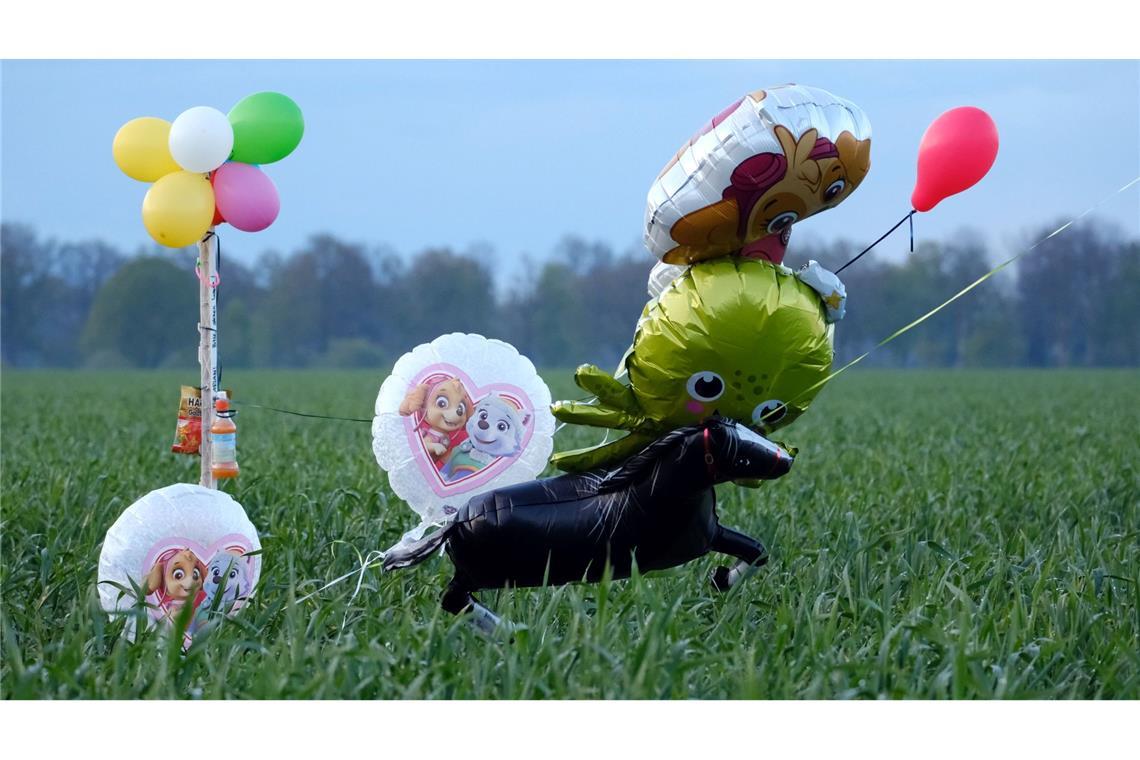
211, 392, 239, 479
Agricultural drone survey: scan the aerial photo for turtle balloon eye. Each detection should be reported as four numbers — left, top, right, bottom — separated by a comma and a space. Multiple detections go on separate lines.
752, 399, 787, 427
686, 371, 725, 402
766, 211, 798, 234
824, 178, 846, 201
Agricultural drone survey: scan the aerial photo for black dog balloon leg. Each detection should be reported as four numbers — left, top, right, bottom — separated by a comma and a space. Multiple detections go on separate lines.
440, 579, 515, 636
709, 526, 769, 592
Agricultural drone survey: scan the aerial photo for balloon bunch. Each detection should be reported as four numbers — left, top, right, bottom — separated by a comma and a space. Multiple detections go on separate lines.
551, 88, 1000, 474
113, 92, 304, 247
553, 84, 870, 472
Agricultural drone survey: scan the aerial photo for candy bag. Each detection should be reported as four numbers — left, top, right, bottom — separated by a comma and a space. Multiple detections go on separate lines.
172, 385, 203, 455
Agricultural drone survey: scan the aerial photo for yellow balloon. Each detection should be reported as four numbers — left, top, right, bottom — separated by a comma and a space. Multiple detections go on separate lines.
113, 117, 182, 182
142, 172, 215, 248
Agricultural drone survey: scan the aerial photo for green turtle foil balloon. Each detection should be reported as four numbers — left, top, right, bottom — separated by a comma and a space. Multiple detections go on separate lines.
552, 258, 833, 472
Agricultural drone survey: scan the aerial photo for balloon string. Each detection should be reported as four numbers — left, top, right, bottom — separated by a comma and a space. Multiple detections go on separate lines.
294, 550, 387, 606
230, 399, 589, 433
195, 259, 221, 288
336, 549, 386, 637
195, 231, 222, 287
230, 399, 372, 423
783, 175, 1140, 412
835, 209, 917, 274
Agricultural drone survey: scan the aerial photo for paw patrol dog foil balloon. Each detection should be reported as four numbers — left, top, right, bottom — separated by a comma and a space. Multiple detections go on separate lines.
373, 333, 555, 540
646, 84, 871, 266
552, 259, 832, 472
97, 484, 262, 647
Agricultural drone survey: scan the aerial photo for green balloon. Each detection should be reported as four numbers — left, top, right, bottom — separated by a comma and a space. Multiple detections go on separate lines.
228, 92, 304, 164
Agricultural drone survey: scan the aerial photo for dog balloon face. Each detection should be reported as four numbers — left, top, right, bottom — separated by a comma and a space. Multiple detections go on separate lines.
646, 84, 871, 267
202, 551, 252, 610
466, 397, 531, 457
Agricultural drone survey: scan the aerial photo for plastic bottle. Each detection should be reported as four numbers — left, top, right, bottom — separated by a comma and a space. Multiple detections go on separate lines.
211, 391, 239, 479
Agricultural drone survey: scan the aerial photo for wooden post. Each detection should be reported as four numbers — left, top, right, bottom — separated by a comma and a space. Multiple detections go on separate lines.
198, 228, 218, 489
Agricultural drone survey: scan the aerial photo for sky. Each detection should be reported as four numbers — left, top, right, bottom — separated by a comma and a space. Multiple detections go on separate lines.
2, 60, 1138, 280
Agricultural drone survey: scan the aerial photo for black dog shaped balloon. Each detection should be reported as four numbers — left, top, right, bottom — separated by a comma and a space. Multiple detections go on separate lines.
383, 418, 793, 630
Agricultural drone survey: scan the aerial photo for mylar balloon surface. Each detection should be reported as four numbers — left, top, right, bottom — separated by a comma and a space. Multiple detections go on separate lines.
645, 84, 872, 267
97, 484, 262, 647
212, 162, 280, 232
228, 92, 304, 165
647, 260, 687, 299
911, 106, 999, 212
169, 106, 234, 173
112, 117, 182, 182
373, 333, 555, 540
552, 258, 833, 472
142, 171, 215, 247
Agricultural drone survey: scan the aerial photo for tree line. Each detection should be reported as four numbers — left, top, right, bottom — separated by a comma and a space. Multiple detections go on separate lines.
2, 220, 1137, 371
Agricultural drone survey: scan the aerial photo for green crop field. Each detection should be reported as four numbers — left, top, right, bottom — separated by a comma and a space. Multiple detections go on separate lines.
2, 369, 1138, 699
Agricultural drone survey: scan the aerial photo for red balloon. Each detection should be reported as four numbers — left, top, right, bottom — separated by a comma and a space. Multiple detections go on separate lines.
211, 206, 226, 226
911, 106, 999, 212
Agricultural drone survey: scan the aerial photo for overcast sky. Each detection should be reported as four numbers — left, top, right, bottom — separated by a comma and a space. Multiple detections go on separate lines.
3, 60, 1137, 278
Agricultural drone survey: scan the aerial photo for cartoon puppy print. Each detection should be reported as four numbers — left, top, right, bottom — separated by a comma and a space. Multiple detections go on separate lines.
202, 550, 251, 610
189, 549, 251, 634
399, 377, 474, 460
661, 93, 871, 266
440, 396, 531, 482
144, 548, 207, 616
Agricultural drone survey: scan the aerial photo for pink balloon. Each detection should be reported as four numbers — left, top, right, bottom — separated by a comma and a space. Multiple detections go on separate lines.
211, 162, 280, 232
911, 106, 999, 213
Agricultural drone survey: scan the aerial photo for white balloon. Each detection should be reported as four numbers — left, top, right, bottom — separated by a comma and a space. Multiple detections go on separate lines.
169, 106, 234, 173
373, 333, 555, 545
97, 483, 261, 646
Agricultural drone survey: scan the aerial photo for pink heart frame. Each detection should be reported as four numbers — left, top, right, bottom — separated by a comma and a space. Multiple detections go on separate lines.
401, 363, 535, 500
141, 533, 260, 634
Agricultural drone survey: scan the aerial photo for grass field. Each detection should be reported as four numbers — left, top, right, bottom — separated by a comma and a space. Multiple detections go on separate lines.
2, 369, 1138, 699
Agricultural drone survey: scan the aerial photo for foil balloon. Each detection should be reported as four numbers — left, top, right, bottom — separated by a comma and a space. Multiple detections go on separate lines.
552, 258, 833, 472
645, 84, 872, 267
373, 333, 555, 543
647, 260, 687, 300
383, 419, 791, 630
97, 484, 262, 648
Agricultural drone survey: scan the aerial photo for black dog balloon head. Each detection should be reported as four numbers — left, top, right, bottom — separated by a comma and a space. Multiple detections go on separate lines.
702, 417, 794, 482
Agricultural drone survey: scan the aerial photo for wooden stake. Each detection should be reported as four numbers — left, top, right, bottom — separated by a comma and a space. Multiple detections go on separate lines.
198, 228, 218, 489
